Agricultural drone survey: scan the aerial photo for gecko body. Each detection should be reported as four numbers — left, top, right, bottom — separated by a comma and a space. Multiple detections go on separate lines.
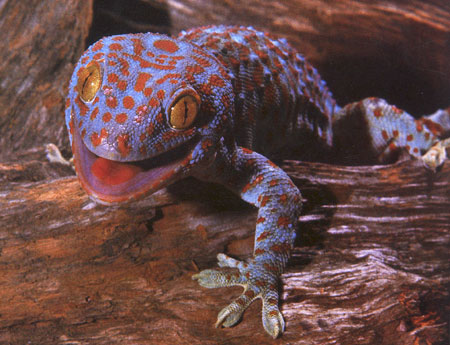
65, 25, 449, 338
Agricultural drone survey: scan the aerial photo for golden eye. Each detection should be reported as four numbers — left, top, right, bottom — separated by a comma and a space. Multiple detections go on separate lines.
77, 61, 102, 103
169, 93, 200, 129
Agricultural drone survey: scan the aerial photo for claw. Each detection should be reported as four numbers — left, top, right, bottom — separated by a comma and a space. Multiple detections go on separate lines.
262, 307, 285, 339
215, 302, 245, 328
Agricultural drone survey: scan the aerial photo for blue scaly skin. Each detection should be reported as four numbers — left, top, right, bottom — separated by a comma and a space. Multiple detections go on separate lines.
65, 25, 449, 338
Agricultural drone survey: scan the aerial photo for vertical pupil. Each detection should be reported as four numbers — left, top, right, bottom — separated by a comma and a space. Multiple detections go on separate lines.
183, 100, 188, 124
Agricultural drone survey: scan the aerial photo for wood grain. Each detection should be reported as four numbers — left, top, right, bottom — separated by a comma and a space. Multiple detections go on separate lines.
0, 0, 449, 343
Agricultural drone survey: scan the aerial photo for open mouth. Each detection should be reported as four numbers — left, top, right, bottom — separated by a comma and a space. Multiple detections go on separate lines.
72, 125, 195, 204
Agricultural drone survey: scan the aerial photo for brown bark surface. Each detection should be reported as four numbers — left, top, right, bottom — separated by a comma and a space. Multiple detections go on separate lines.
0, 0, 93, 161
0, 0, 449, 344
0, 157, 448, 344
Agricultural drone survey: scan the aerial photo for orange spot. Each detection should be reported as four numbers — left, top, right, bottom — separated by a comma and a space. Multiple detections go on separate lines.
277, 216, 290, 227
91, 157, 141, 185
393, 130, 399, 138
382, 130, 389, 140
153, 39, 179, 53
271, 243, 289, 254
186, 64, 204, 75
392, 106, 403, 114
260, 195, 270, 207
106, 96, 117, 108
193, 55, 211, 67
108, 73, 119, 83
117, 80, 127, 91
144, 87, 153, 97
117, 134, 131, 157
148, 97, 159, 108
422, 119, 444, 136
90, 107, 99, 120
254, 175, 264, 185
132, 38, 144, 56
254, 248, 265, 256
374, 108, 383, 118
279, 194, 288, 203
116, 113, 128, 124
406, 134, 414, 141
102, 112, 112, 122
118, 58, 130, 76
209, 74, 225, 88
90, 128, 108, 147
146, 123, 155, 136
156, 112, 164, 124
75, 96, 89, 116
389, 142, 397, 150
91, 133, 101, 147
256, 231, 270, 242
157, 89, 165, 100
135, 72, 152, 92
415, 121, 423, 132
123, 96, 135, 109
269, 179, 279, 187
413, 147, 419, 153
112, 36, 126, 41
92, 41, 103, 52
256, 217, 266, 224
109, 43, 123, 51
156, 73, 182, 84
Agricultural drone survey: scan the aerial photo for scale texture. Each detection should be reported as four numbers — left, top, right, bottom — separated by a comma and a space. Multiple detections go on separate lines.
65, 25, 449, 338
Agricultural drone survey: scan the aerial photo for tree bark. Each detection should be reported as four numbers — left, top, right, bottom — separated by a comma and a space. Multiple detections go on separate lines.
0, 0, 93, 161
0, 0, 449, 344
0, 157, 448, 345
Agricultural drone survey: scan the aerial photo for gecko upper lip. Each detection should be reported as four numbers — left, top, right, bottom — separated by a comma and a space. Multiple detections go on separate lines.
72, 126, 195, 204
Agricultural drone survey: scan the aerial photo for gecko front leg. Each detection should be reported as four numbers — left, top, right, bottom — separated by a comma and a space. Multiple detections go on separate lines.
192, 144, 302, 338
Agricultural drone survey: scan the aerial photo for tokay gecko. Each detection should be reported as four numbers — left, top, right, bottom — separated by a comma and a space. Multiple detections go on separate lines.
64, 25, 450, 338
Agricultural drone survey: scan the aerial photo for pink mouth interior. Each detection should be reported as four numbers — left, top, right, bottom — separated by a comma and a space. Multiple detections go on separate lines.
73, 125, 193, 203
91, 157, 143, 186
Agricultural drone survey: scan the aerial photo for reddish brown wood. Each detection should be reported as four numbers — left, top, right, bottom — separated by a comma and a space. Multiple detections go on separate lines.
0, 0, 449, 344
0, 156, 448, 344
0, 0, 93, 161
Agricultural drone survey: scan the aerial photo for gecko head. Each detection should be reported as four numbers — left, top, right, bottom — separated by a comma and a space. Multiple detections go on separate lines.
65, 33, 234, 204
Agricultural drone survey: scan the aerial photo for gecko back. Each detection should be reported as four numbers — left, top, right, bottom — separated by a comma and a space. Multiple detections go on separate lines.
179, 26, 336, 158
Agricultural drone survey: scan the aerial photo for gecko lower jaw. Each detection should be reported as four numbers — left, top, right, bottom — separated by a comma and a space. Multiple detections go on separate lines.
72, 126, 197, 204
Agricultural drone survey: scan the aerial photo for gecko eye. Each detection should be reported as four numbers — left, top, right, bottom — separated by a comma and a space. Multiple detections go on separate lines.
77, 61, 102, 103
168, 91, 200, 130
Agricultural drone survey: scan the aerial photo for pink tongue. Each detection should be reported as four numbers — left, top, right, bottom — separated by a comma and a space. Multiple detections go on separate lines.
91, 157, 142, 186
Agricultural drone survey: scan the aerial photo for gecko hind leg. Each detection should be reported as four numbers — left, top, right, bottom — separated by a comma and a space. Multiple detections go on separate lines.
333, 98, 449, 167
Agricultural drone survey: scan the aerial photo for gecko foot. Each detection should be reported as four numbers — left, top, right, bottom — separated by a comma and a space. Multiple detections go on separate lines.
192, 253, 285, 338
421, 138, 449, 171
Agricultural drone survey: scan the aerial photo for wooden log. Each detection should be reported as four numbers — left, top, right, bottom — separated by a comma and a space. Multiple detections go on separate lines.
0, 0, 93, 161
1, 0, 449, 344
0, 157, 448, 344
